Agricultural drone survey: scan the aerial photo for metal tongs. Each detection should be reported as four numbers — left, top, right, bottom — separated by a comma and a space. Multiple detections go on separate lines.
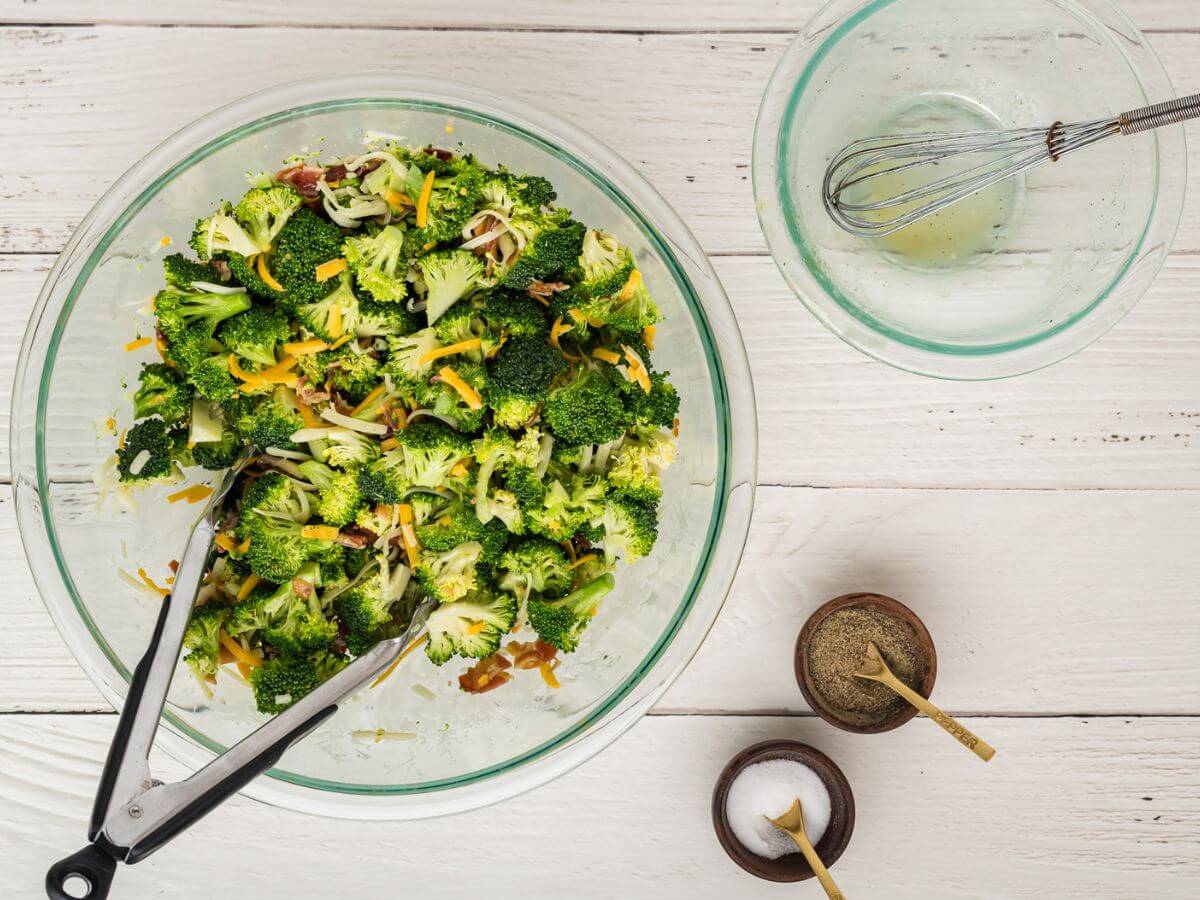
47, 455, 435, 899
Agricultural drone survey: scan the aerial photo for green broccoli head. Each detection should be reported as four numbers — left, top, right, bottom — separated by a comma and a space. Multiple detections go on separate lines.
226, 251, 284, 301
504, 464, 548, 509
357, 448, 409, 506
481, 289, 550, 339
162, 253, 224, 290
501, 215, 586, 290
333, 568, 408, 655
424, 586, 518, 665
608, 428, 677, 504
241, 471, 311, 524
239, 515, 332, 583
216, 305, 290, 368
235, 184, 302, 253
155, 284, 253, 361
182, 603, 231, 681
243, 566, 337, 656
417, 249, 485, 325
190, 201, 262, 260
543, 366, 627, 447
133, 363, 193, 424
271, 207, 346, 307
317, 467, 365, 527
295, 273, 359, 343
433, 302, 498, 362
415, 540, 484, 604
417, 362, 488, 432
527, 573, 616, 653
578, 281, 659, 333
415, 501, 508, 566
578, 229, 636, 299
414, 165, 485, 246
324, 348, 381, 404
484, 335, 567, 429
395, 420, 472, 490
357, 297, 421, 339
188, 355, 239, 402
343, 224, 409, 303
619, 371, 680, 429
317, 427, 381, 470
192, 428, 243, 470
231, 386, 305, 450
251, 655, 322, 714
598, 494, 659, 565
383, 327, 441, 389
117, 418, 187, 485
525, 475, 608, 542
497, 537, 572, 600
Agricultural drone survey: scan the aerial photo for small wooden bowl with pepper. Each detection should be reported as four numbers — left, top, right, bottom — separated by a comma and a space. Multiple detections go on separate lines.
795, 593, 937, 734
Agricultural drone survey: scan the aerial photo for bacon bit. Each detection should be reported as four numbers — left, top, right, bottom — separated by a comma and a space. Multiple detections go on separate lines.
168, 559, 180, 574
459, 653, 513, 694
415, 170, 436, 228
215, 534, 237, 553
256, 253, 285, 292
560, 540, 578, 565
315, 257, 347, 283
673, 417, 680, 438
284, 339, 330, 356
275, 164, 325, 198
527, 280, 570, 297
219, 631, 262, 669
371, 633, 430, 688
335, 530, 369, 549
507, 639, 558, 671
136, 567, 170, 598
643, 324, 657, 351
325, 163, 348, 183
236, 573, 260, 601
291, 577, 314, 600
124, 336, 152, 352
539, 661, 561, 689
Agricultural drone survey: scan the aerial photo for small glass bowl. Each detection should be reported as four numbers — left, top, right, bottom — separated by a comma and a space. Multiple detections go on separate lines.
11, 74, 757, 819
753, 0, 1187, 379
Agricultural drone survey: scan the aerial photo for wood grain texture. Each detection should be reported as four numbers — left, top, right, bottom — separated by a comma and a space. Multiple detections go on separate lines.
2, 26, 1200, 256
0, 0, 1192, 32
4, 714, 1198, 898
6, 484, 1200, 715
10, 253, 1200, 490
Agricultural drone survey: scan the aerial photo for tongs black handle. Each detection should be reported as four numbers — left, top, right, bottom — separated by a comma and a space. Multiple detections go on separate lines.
46, 845, 117, 900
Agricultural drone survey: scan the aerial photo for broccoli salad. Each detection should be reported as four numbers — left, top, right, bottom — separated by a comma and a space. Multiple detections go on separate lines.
111, 141, 680, 713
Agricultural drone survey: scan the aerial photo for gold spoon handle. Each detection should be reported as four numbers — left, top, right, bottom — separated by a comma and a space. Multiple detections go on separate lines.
786, 833, 845, 900
881, 673, 996, 762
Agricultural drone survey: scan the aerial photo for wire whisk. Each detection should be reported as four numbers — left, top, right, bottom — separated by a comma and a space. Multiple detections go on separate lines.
823, 92, 1200, 238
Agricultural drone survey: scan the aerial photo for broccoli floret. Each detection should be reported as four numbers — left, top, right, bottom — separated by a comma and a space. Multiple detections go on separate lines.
543, 366, 626, 447
578, 281, 659, 333
414, 166, 485, 246
579, 229, 636, 299
155, 284, 252, 370
190, 202, 261, 260
497, 537, 572, 599
241, 471, 311, 524
188, 354, 239, 402
415, 502, 508, 565
619, 371, 680, 429
424, 586, 517, 665
217, 306, 290, 368
433, 302, 490, 359
333, 569, 408, 655
182, 603, 231, 681
484, 335, 567, 429
525, 475, 607, 541
232, 386, 305, 450
297, 460, 335, 490
416, 362, 487, 432
505, 464, 547, 509
527, 573, 615, 653
271, 208, 346, 306
235, 184, 302, 253
317, 467, 364, 527
343, 224, 409, 302
230, 564, 335, 655
315, 428, 380, 470
251, 655, 322, 714
324, 349, 380, 404
162, 253, 224, 290
225, 251, 284, 301
296, 273, 359, 342
597, 494, 658, 565
239, 515, 333, 583
482, 289, 550, 338
416, 249, 484, 324
608, 428, 676, 504
383, 328, 441, 388
117, 418, 186, 485
357, 297, 421, 338
192, 428, 243, 470
396, 420, 472, 489
415, 541, 483, 604
133, 363, 193, 424
478, 171, 556, 218
502, 217, 586, 290
472, 428, 539, 529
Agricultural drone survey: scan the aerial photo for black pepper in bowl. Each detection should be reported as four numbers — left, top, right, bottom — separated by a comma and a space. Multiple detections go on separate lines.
796, 593, 937, 734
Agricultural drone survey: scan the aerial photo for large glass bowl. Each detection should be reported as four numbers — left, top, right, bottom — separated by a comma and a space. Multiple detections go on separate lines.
10, 75, 756, 819
754, 0, 1187, 380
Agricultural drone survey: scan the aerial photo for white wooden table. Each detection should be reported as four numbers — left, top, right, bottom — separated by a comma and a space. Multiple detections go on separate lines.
3, 2, 1200, 896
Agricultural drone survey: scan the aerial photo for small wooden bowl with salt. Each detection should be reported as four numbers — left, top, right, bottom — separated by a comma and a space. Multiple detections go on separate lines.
796, 593, 938, 734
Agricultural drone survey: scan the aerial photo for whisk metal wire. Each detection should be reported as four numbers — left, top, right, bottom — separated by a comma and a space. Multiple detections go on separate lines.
823, 92, 1200, 238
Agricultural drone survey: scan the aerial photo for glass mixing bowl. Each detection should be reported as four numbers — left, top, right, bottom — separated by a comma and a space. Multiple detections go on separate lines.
754, 0, 1187, 379
10, 75, 756, 819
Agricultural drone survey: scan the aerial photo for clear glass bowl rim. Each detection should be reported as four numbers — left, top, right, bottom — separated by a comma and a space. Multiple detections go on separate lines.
752, 0, 1188, 380
11, 73, 758, 819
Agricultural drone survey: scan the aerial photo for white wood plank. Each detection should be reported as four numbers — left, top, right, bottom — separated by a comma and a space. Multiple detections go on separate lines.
11, 252, 1200, 491
0, 0, 1192, 32
2, 27, 1200, 256
4, 713, 1198, 897
6, 484, 1200, 714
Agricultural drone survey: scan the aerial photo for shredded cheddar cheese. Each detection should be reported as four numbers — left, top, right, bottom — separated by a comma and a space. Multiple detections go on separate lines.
236, 537, 252, 554
398, 503, 420, 568
539, 661, 561, 689
529, 293, 550, 307
619, 268, 643, 301
236, 573, 260, 601
415, 170, 436, 228
159, 236, 172, 247
592, 348, 621, 365
385, 189, 411, 212
124, 336, 152, 352
379, 436, 400, 452
327, 304, 344, 338
136, 567, 170, 598
570, 553, 598, 570
371, 634, 430, 688
301, 524, 340, 541
214, 533, 238, 553
466, 622, 488, 636
438, 366, 483, 410
167, 484, 214, 505
350, 384, 387, 416
418, 338, 482, 366
449, 461, 469, 478
256, 254, 284, 292
297, 399, 323, 428
219, 631, 261, 669
643, 324, 656, 351
315, 258, 347, 284
330, 333, 354, 349
283, 339, 329, 356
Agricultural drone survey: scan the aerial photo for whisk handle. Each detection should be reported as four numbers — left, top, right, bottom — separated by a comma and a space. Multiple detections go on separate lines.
1119, 92, 1200, 135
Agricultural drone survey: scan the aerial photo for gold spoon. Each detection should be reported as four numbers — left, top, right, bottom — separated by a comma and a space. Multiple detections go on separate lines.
767, 799, 846, 899
854, 641, 996, 762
